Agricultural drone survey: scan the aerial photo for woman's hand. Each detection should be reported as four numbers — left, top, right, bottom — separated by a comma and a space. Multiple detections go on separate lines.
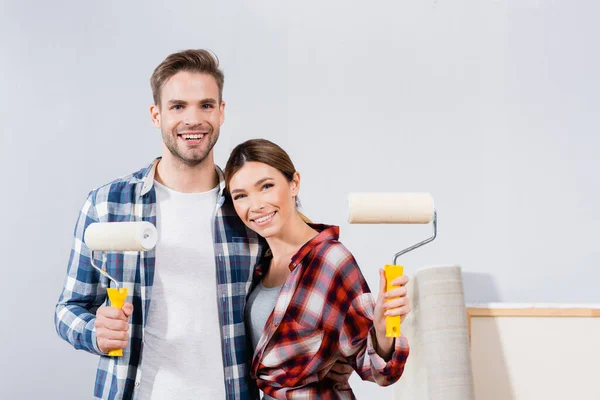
373, 270, 411, 359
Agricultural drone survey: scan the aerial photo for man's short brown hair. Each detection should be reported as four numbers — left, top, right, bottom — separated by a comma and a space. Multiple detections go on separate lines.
150, 49, 224, 106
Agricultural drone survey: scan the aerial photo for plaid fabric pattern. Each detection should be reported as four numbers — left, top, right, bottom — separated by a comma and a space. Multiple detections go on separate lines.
54, 158, 264, 399
251, 224, 410, 400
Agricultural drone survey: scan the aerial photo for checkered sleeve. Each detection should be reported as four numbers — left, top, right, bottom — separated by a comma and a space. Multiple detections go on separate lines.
337, 256, 409, 386
54, 190, 107, 355
348, 293, 410, 385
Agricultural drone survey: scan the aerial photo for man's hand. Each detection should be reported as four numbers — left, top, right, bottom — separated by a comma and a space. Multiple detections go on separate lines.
95, 302, 133, 354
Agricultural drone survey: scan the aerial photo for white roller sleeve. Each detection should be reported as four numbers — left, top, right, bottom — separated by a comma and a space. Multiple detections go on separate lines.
348, 193, 434, 224
84, 221, 158, 251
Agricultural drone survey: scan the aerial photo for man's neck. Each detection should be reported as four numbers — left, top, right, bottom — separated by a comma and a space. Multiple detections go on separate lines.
155, 154, 218, 193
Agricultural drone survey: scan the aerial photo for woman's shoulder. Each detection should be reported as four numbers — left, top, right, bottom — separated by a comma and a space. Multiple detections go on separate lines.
312, 239, 358, 272
312, 240, 371, 300
302, 224, 361, 276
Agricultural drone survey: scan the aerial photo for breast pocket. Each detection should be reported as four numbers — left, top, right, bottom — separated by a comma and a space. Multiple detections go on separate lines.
226, 237, 260, 285
230, 236, 259, 256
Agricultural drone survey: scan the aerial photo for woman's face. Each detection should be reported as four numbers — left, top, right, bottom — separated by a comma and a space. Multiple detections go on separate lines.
228, 161, 299, 238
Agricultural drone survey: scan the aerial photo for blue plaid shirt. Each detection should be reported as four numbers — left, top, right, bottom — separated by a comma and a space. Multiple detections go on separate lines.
54, 159, 264, 399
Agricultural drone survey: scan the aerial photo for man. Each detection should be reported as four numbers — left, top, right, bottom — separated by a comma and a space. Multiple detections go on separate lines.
54, 49, 354, 400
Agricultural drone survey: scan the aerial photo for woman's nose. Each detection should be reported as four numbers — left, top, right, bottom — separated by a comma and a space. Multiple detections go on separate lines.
250, 196, 265, 212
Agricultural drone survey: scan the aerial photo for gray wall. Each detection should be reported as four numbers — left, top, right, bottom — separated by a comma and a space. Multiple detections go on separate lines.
1, 0, 598, 398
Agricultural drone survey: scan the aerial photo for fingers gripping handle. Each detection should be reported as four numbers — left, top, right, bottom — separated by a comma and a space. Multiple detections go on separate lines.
106, 288, 129, 357
384, 265, 404, 337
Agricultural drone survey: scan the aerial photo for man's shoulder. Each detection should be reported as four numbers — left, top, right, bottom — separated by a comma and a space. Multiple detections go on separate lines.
87, 160, 155, 202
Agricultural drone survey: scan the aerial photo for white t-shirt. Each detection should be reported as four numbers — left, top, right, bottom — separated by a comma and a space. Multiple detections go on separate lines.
137, 181, 225, 399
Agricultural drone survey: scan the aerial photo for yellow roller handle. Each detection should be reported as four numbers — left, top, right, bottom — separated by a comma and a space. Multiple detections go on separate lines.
384, 265, 404, 337
106, 287, 129, 357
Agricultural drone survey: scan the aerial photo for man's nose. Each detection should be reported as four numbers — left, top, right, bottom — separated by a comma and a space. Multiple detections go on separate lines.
183, 109, 203, 127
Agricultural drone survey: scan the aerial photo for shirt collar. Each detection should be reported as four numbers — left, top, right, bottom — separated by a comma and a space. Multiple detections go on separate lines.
255, 224, 340, 280
139, 157, 226, 198
140, 158, 160, 196
289, 224, 339, 272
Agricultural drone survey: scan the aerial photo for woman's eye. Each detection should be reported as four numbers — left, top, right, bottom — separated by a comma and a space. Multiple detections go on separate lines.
233, 194, 246, 200
262, 183, 273, 191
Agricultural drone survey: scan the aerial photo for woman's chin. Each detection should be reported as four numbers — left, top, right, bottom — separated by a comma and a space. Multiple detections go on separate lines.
246, 213, 282, 238
251, 224, 281, 239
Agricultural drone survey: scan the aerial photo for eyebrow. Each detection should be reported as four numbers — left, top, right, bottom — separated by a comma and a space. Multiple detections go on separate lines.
230, 177, 274, 195
166, 98, 218, 105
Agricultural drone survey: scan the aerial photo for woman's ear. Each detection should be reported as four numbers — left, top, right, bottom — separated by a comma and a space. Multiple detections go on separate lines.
291, 172, 301, 196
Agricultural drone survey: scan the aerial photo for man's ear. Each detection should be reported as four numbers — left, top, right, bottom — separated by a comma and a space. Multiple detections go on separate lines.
219, 100, 226, 126
150, 104, 161, 128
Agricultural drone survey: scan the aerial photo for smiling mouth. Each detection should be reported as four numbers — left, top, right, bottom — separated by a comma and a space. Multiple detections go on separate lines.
251, 211, 276, 225
178, 133, 206, 141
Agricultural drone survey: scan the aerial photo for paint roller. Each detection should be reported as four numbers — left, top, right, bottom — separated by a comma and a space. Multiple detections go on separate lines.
84, 221, 158, 356
348, 193, 437, 337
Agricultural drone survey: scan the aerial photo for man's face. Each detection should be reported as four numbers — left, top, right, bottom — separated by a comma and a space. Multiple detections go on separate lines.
150, 71, 225, 167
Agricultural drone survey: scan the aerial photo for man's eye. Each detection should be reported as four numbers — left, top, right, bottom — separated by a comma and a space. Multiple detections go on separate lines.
202, 104, 214, 109
171, 105, 184, 110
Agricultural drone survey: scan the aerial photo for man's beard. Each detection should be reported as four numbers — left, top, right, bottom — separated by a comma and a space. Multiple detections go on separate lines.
162, 125, 219, 167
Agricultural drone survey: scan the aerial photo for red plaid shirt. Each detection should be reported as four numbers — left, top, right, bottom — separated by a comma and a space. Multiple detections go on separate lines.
250, 224, 409, 399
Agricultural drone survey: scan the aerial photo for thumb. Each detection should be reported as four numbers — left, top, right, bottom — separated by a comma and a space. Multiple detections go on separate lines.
122, 302, 134, 319
378, 268, 387, 301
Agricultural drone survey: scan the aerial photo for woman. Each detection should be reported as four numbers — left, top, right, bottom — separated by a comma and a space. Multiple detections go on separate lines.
225, 139, 410, 399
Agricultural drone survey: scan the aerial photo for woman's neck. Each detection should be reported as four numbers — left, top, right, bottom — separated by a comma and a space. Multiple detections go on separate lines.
261, 214, 318, 288
266, 214, 318, 264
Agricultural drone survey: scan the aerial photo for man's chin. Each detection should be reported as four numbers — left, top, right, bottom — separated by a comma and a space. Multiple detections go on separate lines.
181, 156, 208, 167
170, 149, 211, 166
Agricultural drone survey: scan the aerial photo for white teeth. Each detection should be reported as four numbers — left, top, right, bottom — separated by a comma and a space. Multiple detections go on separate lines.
255, 212, 275, 224
182, 134, 204, 140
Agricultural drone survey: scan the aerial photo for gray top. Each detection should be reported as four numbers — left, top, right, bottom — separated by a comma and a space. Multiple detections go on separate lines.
246, 281, 283, 351
246, 280, 283, 400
